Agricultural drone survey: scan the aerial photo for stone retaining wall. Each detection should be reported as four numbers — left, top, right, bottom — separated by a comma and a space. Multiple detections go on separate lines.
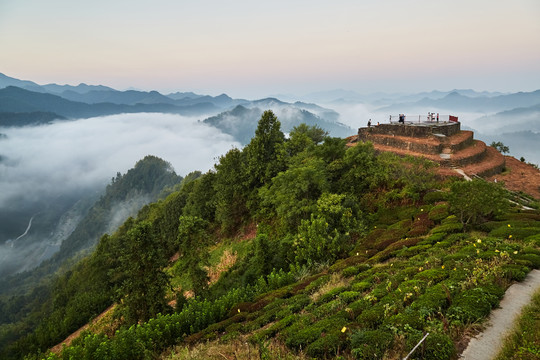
358, 122, 460, 139
366, 134, 443, 154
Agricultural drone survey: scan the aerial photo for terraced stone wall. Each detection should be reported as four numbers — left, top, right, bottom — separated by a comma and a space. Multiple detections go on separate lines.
358, 122, 460, 140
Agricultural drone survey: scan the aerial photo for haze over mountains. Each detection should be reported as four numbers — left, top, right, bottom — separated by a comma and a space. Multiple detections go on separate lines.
1, 72, 539, 278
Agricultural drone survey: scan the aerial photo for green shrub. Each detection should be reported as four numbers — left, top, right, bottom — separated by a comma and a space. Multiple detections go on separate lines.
313, 299, 344, 319
405, 332, 456, 360
446, 232, 469, 243
410, 284, 450, 315
423, 191, 449, 204
350, 281, 372, 292
429, 203, 449, 222
448, 285, 504, 324
431, 221, 463, 234
512, 253, 540, 269
372, 228, 409, 251
339, 291, 362, 303
348, 298, 371, 317
343, 265, 360, 277
501, 264, 530, 281
356, 304, 385, 329
350, 329, 394, 360
414, 268, 448, 284
441, 215, 459, 225
369, 283, 389, 300
264, 314, 296, 337
523, 247, 540, 256
490, 226, 540, 240
384, 309, 425, 331
287, 294, 311, 313
525, 233, 540, 246
283, 316, 347, 350
317, 286, 347, 304
306, 330, 347, 358
396, 244, 431, 258
401, 266, 421, 278
418, 232, 446, 245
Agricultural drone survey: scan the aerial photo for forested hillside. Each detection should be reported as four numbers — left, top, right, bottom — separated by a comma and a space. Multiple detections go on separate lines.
2, 111, 539, 360
0, 156, 181, 357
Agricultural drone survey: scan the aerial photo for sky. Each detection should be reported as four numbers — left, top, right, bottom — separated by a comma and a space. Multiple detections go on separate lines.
1, 0, 539, 98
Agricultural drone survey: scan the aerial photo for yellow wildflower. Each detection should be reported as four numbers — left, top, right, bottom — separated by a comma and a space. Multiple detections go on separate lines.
341, 327, 347, 333
441, 265, 445, 269
477, 239, 482, 243
514, 250, 518, 254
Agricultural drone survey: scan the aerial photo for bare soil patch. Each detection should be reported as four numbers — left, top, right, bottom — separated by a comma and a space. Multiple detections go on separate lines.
486, 156, 540, 200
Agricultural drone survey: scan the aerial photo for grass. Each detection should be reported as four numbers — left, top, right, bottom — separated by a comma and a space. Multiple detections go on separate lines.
162, 337, 315, 360
494, 287, 540, 360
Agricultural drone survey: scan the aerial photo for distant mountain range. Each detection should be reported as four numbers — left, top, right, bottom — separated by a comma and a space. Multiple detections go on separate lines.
273, 88, 508, 104
375, 90, 540, 114
0, 73, 352, 143
2, 72, 538, 156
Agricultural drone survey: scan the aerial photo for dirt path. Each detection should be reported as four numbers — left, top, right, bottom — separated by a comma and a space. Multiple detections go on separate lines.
459, 269, 540, 360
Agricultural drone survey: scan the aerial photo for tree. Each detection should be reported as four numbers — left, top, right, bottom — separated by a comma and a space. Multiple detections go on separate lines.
214, 148, 249, 233
245, 110, 286, 188
294, 193, 358, 267
286, 123, 329, 157
259, 156, 329, 232
183, 171, 217, 222
115, 221, 170, 324
449, 179, 508, 227
336, 141, 381, 196
490, 141, 509, 154
176, 215, 210, 295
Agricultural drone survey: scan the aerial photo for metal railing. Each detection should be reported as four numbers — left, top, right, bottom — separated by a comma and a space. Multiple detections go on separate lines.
389, 114, 451, 123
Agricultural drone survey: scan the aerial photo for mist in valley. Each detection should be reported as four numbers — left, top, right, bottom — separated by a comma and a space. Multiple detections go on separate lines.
0, 112, 240, 276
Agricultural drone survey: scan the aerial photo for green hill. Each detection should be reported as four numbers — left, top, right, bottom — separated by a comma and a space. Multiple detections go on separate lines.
2, 111, 539, 360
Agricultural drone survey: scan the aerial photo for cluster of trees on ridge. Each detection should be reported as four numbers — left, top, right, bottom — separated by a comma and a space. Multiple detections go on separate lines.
0, 110, 522, 360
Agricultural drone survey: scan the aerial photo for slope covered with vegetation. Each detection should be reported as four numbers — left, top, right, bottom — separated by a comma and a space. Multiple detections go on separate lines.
4, 111, 539, 360
0, 156, 181, 359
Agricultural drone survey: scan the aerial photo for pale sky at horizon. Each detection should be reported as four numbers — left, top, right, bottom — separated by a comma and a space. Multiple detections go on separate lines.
1, 0, 539, 98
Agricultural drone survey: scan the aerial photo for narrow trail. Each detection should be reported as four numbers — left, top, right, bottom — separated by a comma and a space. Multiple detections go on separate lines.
453, 168, 472, 181
459, 269, 540, 360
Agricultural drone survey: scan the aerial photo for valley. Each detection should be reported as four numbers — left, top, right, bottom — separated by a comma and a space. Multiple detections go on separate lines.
0, 73, 539, 360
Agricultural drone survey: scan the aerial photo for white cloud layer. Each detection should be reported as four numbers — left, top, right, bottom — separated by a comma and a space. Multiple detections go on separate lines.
0, 113, 241, 206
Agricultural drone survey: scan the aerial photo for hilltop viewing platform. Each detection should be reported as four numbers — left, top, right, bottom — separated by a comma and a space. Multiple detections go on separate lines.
350, 115, 505, 178
359, 118, 461, 139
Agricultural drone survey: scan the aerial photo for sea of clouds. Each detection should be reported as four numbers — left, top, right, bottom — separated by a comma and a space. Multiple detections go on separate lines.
0, 112, 241, 207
